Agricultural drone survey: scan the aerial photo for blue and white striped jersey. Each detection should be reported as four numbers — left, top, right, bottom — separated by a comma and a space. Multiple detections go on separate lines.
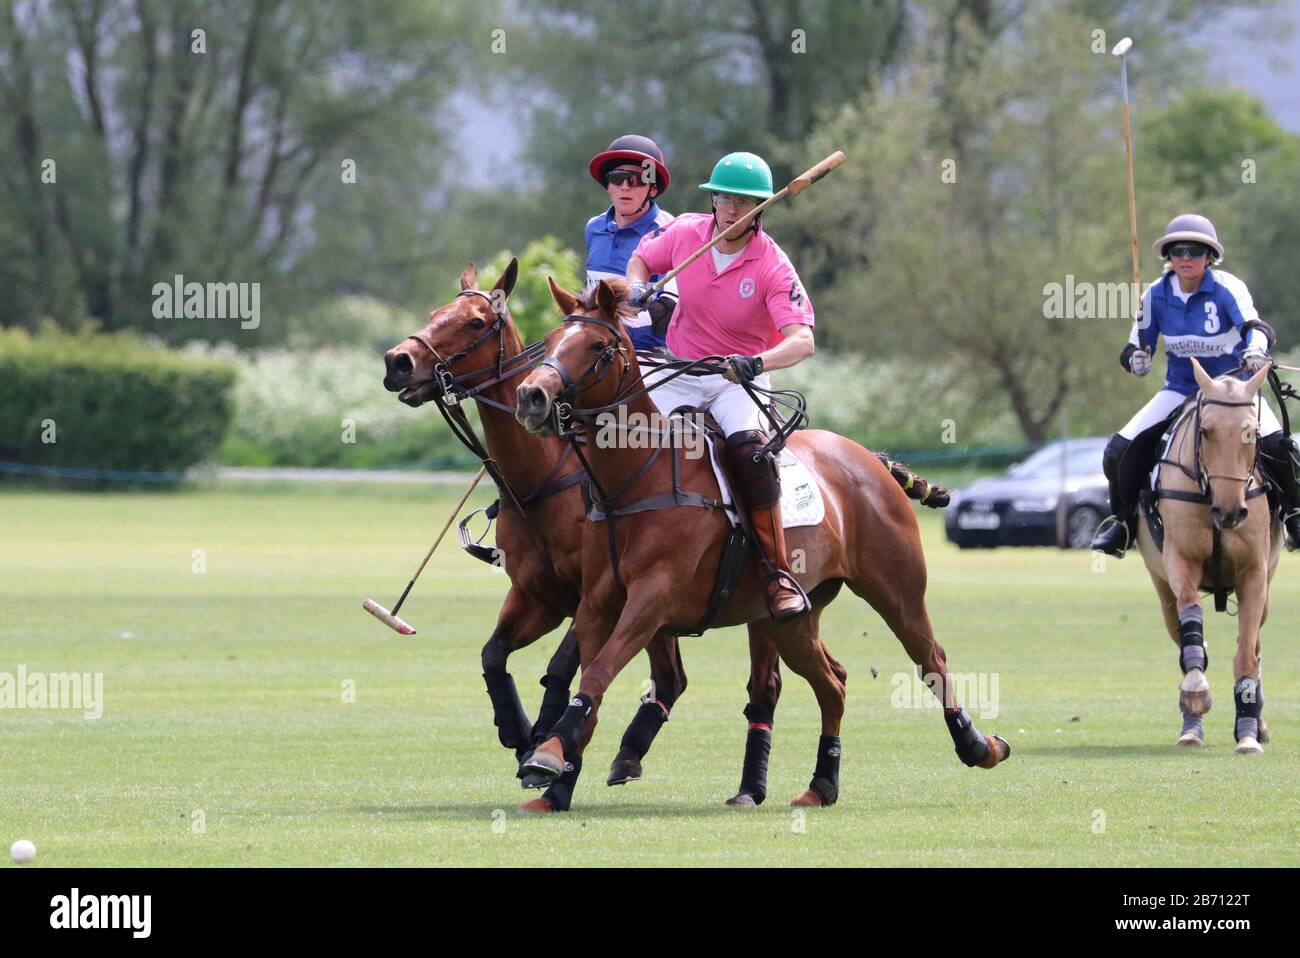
1129, 267, 1268, 396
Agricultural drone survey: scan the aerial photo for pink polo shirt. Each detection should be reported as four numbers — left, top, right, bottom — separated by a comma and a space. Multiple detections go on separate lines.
633, 213, 814, 360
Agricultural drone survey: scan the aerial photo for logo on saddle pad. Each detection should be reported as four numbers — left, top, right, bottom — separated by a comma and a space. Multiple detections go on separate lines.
738, 277, 756, 299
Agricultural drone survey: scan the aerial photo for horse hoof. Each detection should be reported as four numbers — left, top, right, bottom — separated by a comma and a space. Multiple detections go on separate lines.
606, 758, 642, 786
517, 797, 556, 814
1235, 737, 1263, 756
1258, 720, 1271, 744
790, 790, 824, 807
1176, 731, 1203, 748
519, 750, 564, 787
1178, 670, 1212, 715
725, 792, 759, 808
979, 733, 1011, 769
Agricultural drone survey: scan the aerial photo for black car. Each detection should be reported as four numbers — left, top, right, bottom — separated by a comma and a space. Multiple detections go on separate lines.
945, 437, 1110, 549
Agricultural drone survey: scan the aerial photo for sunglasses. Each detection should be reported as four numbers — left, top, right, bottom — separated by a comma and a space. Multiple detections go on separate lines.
606, 169, 647, 188
712, 193, 757, 211
1166, 243, 1209, 260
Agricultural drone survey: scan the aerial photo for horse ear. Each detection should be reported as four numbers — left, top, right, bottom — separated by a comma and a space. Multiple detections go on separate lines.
459, 262, 478, 291
1244, 362, 1271, 396
1190, 357, 1214, 393
491, 257, 518, 300
547, 276, 580, 316
594, 280, 620, 320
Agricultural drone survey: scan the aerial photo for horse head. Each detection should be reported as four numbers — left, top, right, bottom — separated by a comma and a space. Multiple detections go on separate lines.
383, 258, 520, 407
1190, 357, 1271, 530
514, 278, 638, 436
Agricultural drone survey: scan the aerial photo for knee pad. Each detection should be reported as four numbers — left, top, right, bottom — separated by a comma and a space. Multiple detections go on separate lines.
725, 429, 779, 507
1102, 434, 1130, 482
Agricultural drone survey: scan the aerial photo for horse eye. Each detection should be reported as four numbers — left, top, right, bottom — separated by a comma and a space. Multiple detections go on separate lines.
591, 341, 607, 353
469, 318, 485, 330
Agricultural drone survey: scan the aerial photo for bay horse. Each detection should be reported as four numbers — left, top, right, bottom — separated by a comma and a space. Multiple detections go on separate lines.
383, 260, 691, 813
513, 278, 1010, 808
1135, 358, 1281, 754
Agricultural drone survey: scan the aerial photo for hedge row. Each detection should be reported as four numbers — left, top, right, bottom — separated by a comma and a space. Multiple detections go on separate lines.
0, 327, 237, 475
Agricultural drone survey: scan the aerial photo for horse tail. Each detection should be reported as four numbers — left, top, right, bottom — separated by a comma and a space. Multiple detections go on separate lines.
875, 453, 949, 508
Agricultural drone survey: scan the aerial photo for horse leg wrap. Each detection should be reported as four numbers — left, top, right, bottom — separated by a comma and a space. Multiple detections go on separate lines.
1180, 710, 1204, 740
737, 703, 775, 804
613, 700, 669, 764
945, 707, 990, 767
531, 673, 575, 744
807, 735, 841, 807
549, 692, 594, 758
1234, 676, 1263, 742
1178, 606, 1207, 674
483, 671, 533, 756
540, 756, 583, 812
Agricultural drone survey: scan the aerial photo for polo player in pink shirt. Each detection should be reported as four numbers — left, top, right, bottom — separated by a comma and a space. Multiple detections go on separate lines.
627, 151, 816, 621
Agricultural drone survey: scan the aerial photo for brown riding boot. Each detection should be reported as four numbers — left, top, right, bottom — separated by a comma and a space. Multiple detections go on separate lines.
749, 500, 811, 621
725, 428, 811, 622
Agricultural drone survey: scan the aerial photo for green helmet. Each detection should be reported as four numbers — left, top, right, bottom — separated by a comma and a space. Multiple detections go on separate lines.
698, 152, 774, 200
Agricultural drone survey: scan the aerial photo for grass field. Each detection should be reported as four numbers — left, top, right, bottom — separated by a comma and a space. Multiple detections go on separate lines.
2, 481, 1298, 867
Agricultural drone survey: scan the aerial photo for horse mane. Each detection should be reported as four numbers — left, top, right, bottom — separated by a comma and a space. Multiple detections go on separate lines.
579, 279, 639, 319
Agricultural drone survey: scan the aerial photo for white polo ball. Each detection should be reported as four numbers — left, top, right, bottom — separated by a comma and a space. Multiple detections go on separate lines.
10, 840, 36, 864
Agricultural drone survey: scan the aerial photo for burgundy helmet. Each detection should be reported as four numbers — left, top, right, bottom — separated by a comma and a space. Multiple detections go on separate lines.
587, 134, 670, 194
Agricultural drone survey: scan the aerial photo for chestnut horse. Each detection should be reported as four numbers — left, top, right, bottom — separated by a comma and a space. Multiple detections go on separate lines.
513, 278, 1010, 808
1135, 358, 1281, 754
383, 260, 691, 813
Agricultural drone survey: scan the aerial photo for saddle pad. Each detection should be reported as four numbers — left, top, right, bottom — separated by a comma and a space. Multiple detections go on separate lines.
704, 441, 826, 529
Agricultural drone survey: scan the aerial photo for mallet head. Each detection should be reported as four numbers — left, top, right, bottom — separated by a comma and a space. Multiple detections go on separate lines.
1111, 37, 1132, 57
363, 598, 417, 635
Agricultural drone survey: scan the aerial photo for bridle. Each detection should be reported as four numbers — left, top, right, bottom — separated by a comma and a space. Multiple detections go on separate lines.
538, 313, 632, 434
1194, 393, 1262, 497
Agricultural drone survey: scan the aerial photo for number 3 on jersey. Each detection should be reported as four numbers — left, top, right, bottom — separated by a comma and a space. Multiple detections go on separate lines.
1204, 301, 1219, 333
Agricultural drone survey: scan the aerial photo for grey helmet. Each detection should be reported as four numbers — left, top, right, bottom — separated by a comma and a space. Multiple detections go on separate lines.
1153, 213, 1223, 261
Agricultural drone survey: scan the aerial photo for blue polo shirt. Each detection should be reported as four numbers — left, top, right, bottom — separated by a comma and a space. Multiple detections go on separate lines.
584, 202, 674, 351
1130, 267, 1266, 396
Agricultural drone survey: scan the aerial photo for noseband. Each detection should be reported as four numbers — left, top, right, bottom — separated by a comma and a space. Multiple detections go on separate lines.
538, 313, 630, 430
402, 289, 509, 404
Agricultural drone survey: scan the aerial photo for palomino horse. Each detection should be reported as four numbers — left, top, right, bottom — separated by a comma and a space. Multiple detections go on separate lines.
383, 260, 691, 813
1136, 358, 1280, 754
513, 278, 1010, 808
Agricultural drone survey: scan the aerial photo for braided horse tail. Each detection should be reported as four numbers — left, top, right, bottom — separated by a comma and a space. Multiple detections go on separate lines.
875, 453, 949, 508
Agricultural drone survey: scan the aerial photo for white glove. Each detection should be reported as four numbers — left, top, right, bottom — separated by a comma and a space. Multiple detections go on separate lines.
1128, 348, 1152, 377
1242, 345, 1270, 373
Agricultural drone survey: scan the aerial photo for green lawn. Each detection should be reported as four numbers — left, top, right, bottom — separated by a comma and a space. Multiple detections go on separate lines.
1, 482, 1297, 867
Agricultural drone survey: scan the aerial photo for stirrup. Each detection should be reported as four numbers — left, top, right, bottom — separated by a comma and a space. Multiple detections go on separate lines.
1284, 509, 1300, 552
764, 570, 811, 622
1090, 514, 1130, 558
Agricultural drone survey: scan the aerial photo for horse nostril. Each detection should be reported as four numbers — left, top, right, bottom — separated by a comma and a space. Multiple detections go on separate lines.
390, 353, 413, 382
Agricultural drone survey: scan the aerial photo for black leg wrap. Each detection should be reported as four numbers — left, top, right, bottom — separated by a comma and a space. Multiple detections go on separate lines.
1178, 612, 1207, 674
531, 673, 574, 744
737, 726, 772, 805
807, 735, 841, 807
550, 692, 594, 759
615, 701, 668, 763
483, 671, 532, 756
1234, 676, 1262, 742
540, 756, 583, 812
945, 707, 990, 767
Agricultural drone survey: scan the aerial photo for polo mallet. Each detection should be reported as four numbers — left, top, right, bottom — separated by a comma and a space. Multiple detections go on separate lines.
1113, 37, 1142, 316
646, 151, 846, 296
363, 465, 487, 635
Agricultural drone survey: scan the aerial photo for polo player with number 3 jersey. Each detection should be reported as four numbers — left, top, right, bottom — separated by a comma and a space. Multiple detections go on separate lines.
1090, 213, 1300, 557
626, 151, 816, 621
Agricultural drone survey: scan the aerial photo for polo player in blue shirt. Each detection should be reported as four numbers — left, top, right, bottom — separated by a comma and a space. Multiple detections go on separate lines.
1091, 213, 1300, 556
584, 135, 677, 353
